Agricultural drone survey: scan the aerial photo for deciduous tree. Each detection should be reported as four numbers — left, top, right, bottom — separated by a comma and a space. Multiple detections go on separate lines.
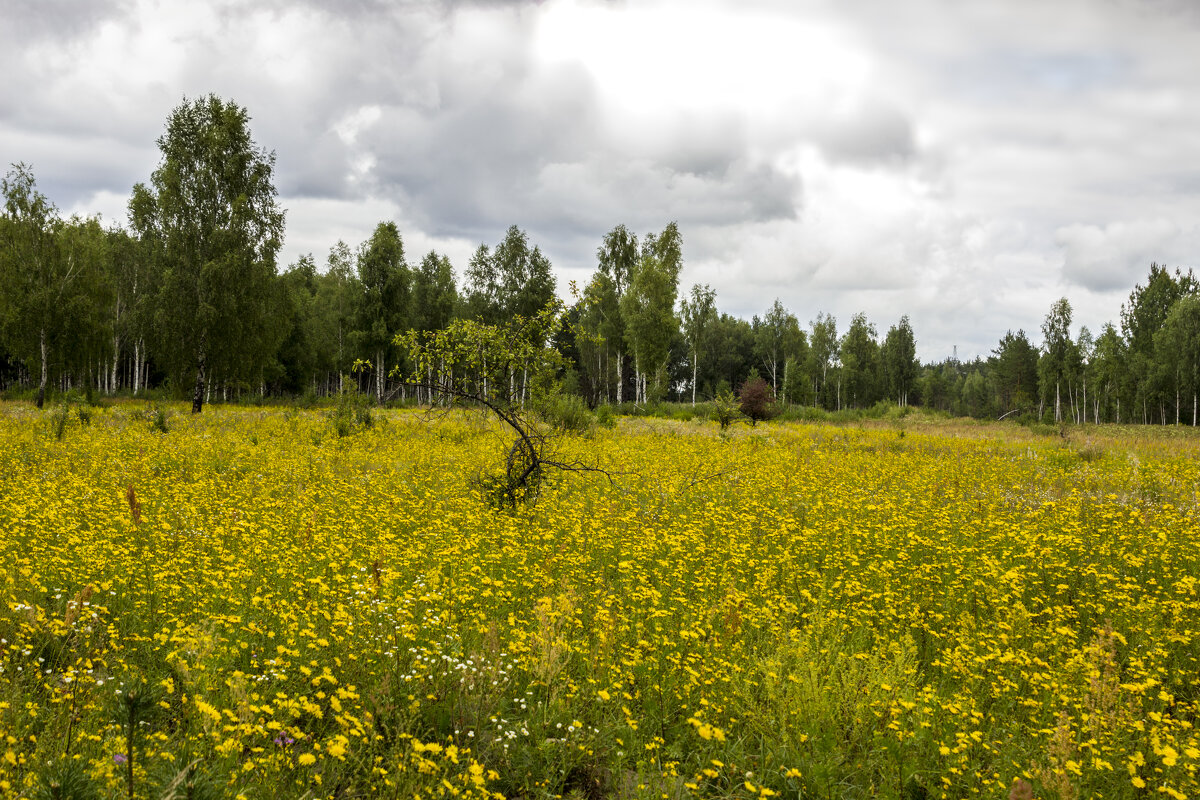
620, 222, 681, 403
0, 164, 84, 408
130, 95, 284, 413
881, 315, 918, 407
355, 221, 410, 400
680, 283, 716, 405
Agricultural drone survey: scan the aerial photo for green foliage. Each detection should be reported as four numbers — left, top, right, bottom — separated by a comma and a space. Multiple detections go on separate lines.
397, 302, 566, 413
620, 223, 682, 401
991, 329, 1040, 415
881, 315, 918, 406
809, 312, 839, 410
328, 381, 373, 438
753, 298, 803, 396
840, 312, 881, 409
130, 94, 285, 413
0, 164, 103, 410
711, 388, 742, 430
594, 404, 617, 429
537, 392, 595, 436
149, 402, 170, 434
355, 221, 410, 400
680, 283, 717, 403
49, 401, 71, 440
398, 302, 578, 506
32, 759, 102, 800
461, 226, 556, 326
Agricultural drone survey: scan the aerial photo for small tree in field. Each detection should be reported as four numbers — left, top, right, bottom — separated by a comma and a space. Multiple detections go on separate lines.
394, 302, 609, 507
738, 375, 776, 426
711, 388, 741, 431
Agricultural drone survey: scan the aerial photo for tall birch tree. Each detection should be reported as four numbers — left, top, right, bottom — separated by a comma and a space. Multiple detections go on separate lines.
130, 95, 284, 413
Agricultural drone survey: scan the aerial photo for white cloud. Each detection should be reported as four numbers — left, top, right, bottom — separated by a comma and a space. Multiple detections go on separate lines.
4, 0, 1200, 362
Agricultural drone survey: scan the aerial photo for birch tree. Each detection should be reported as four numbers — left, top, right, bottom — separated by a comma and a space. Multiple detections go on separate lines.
355, 221, 409, 400
1039, 297, 1074, 423
881, 315, 918, 407
1154, 295, 1200, 426
679, 283, 716, 404
0, 163, 74, 408
620, 223, 681, 403
596, 225, 638, 403
130, 95, 284, 413
753, 299, 798, 396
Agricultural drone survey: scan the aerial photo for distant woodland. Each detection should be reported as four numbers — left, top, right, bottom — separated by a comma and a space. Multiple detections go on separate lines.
2, 95, 1199, 425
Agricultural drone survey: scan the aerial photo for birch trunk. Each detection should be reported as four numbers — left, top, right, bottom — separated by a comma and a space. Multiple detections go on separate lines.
36, 328, 47, 409
133, 339, 142, 395
691, 348, 698, 406
375, 350, 384, 401
616, 351, 624, 404
192, 346, 206, 414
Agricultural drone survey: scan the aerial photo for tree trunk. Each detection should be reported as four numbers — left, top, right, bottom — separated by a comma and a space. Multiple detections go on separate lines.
36, 327, 47, 409
616, 350, 624, 404
133, 339, 142, 395
692, 349, 698, 406
375, 350, 384, 401
192, 348, 206, 414
1054, 381, 1060, 424
110, 333, 120, 394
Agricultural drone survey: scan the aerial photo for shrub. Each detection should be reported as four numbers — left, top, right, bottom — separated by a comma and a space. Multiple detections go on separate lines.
738, 376, 776, 426
774, 404, 828, 423
50, 402, 71, 441
594, 404, 617, 429
149, 403, 170, 434
670, 406, 696, 422
328, 385, 373, 437
711, 389, 741, 431
539, 394, 595, 435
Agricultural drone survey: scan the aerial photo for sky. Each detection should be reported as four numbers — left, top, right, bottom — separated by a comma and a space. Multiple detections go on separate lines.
4, 0, 1200, 361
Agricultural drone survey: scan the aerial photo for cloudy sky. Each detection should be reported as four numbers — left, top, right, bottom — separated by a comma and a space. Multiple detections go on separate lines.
5, 0, 1200, 360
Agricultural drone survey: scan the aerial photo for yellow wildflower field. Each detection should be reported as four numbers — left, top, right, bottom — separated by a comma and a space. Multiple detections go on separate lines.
1, 404, 1198, 799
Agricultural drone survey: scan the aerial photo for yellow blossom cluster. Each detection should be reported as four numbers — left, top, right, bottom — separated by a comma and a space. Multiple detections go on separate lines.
0, 403, 1198, 799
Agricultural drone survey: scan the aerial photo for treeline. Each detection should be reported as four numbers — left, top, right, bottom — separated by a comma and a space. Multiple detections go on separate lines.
2, 97, 1199, 424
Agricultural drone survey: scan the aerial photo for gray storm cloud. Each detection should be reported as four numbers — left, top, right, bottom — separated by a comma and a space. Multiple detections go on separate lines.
3, 0, 1200, 360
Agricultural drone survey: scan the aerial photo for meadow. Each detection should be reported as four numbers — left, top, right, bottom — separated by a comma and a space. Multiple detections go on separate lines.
1, 402, 1198, 800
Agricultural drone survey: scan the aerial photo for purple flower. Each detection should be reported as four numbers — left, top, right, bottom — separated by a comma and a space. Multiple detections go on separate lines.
114, 753, 128, 764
